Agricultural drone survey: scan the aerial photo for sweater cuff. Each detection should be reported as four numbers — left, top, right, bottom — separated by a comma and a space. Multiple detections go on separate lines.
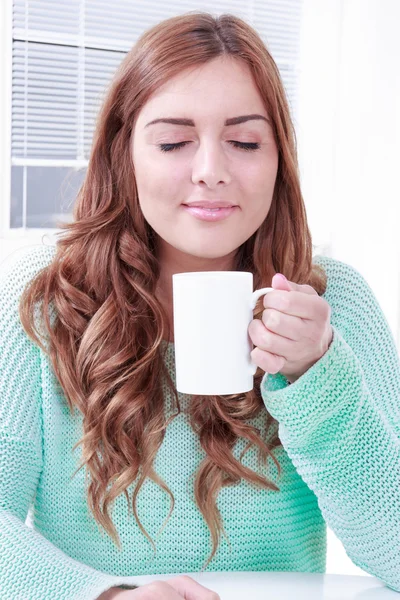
260, 326, 365, 447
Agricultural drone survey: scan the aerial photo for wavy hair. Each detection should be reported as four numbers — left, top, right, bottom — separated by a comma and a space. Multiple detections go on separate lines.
19, 12, 327, 568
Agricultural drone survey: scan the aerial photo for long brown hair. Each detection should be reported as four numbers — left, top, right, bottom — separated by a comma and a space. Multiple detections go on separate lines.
19, 12, 327, 568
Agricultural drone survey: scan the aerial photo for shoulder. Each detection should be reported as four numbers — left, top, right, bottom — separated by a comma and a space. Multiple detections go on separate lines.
0, 243, 57, 299
0, 243, 57, 438
312, 253, 383, 333
0, 243, 57, 345
313, 253, 373, 299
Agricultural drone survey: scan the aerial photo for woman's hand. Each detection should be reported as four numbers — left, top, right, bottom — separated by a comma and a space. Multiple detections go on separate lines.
98, 575, 220, 599
248, 273, 333, 383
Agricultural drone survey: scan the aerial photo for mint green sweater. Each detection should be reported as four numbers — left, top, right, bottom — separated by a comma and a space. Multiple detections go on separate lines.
0, 245, 399, 599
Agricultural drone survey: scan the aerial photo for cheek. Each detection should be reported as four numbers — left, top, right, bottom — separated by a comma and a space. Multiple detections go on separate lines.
240, 159, 278, 197
241, 159, 278, 223
135, 155, 182, 208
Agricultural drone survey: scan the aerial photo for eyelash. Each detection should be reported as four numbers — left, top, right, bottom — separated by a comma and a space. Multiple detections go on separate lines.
158, 141, 260, 153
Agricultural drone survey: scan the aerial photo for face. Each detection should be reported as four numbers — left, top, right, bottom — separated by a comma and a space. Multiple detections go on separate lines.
131, 56, 279, 270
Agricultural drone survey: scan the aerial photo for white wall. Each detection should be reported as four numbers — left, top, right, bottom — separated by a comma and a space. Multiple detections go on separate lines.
333, 0, 400, 345
298, 0, 400, 346
297, 0, 400, 577
296, 0, 342, 252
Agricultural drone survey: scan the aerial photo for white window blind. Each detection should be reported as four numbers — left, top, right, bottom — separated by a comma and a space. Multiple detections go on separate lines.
11, 0, 303, 228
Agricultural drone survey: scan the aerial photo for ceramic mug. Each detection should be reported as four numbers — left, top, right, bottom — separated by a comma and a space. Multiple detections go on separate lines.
172, 271, 274, 395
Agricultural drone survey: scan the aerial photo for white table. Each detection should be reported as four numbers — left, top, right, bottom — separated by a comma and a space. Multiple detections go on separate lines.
128, 571, 399, 599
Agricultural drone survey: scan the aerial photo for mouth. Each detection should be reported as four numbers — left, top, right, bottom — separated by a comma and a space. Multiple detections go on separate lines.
183, 206, 231, 211
182, 204, 238, 222
183, 202, 238, 209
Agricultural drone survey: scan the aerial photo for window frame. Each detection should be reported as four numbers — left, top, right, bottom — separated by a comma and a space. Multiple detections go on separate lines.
0, 0, 12, 238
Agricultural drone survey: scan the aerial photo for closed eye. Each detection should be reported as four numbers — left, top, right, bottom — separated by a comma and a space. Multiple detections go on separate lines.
229, 141, 260, 151
159, 142, 189, 152
158, 141, 260, 153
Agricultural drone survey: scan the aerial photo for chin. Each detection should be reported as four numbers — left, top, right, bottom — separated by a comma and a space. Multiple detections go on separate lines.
183, 245, 239, 260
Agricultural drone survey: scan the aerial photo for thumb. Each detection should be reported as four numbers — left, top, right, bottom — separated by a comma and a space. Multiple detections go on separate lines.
272, 273, 291, 291
167, 576, 220, 600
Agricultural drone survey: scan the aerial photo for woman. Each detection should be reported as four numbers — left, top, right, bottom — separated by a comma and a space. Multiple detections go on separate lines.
0, 12, 399, 600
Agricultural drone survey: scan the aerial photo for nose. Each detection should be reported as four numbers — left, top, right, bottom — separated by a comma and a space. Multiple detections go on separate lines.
191, 140, 232, 188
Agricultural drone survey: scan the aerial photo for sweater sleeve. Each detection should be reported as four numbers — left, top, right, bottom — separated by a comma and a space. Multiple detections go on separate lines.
260, 256, 400, 592
0, 247, 131, 600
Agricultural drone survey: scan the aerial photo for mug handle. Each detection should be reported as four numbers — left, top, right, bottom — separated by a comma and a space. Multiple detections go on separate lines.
249, 287, 274, 375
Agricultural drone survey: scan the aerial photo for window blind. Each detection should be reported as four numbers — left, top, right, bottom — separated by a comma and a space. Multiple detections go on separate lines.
11, 0, 303, 227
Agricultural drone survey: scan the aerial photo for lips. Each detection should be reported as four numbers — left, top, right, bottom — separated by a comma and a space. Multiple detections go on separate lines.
182, 204, 237, 222
183, 202, 237, 209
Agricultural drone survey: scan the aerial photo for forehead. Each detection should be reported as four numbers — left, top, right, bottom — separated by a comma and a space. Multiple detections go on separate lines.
135, 56, 267, 125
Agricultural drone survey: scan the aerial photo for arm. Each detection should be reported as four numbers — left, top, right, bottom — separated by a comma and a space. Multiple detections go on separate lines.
260, 257, 400, 591
0, 248, 130, 600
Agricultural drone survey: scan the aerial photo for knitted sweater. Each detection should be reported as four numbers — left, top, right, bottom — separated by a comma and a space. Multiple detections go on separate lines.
0, 245, 399, 600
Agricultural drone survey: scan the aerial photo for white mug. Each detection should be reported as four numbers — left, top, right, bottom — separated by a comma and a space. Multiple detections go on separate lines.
172, 271, 274, 395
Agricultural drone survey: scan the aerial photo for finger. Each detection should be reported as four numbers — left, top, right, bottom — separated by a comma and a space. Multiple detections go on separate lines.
262, 309, 323, 345
262, 308, 304, 341
273, 275, 318, 296
250, 346, 285, 375
167, 576, 220, 600
249, 317, 294, 357
129, 580, 183, 599
264, 290, 326, 320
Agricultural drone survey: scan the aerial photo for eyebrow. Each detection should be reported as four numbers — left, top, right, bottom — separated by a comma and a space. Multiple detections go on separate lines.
145, 114, 270, 128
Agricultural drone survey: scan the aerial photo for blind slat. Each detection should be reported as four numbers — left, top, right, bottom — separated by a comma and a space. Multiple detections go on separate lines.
12, 0, 302, 161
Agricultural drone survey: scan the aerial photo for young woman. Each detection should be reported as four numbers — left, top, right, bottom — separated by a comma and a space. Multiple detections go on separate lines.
1, 12, 399, 600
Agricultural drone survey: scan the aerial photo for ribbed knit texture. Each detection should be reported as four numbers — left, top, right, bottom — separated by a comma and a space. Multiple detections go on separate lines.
0, 244, 399, 600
